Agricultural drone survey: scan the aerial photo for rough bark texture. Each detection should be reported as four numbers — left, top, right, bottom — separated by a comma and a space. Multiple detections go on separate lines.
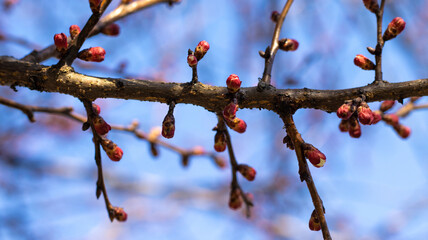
1, 56, 427, 114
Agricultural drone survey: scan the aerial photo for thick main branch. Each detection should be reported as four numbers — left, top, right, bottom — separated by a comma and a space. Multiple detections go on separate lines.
1, 57, 427, 113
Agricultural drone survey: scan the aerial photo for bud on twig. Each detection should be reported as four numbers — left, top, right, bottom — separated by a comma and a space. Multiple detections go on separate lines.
380, 100, 395, 112
303, 143, 326, 168
383, 17, 406, 41
395, 124, 411, 139
54, 33, 68, 52
237, 164, 256, 181
194, 40, 210, 60
349, 117, 361, 138
309, 210, 321, 231
89, 0, 102, 13
101, 140, 124, 162
383, 113, 399, 127
228, 188, 243, 210
362, 0, 379, 13
187, 54, 198, 67
223, 102, 238, 121
271, 11, 280, 22
354, 54, 375, 70
69, 25, 81, 39
337, 103, 354, 120
278, 38, 299, 52
226, 118, 247, 133
357, 102, 374, 125
339, 119, 350, 132
78, 47, 106, 62
226, 74, 242, 93
93, 115, 111, 135
92, 103, 101, 115
371, 110, 382, 124
214, 131, 227, 152
112, 206, 127, 222
162, 113, 175, 139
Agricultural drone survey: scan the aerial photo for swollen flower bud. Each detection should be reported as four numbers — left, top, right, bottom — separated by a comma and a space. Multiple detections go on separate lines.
380, 100, 395, 112
226, 74, 242, 93
89, 0, 102, 13
69, 25, 81, 39
357, 103, 374, 125
228, 188, 243, 210
383, 17, 406, 41
101, 23, 120, 36
278, 38, 299, 51
93, 116, 111, 135
194, 40, 210, 60
309, 210, 321, 231
349, 118, 361, 138
383, 114, 399, 126
54, 33, 68, 52
271, 10, 280, 22
237, 164, 256, 181
354, 54, 375, 70
92, 103, 101, 115
112, 206, 128, 222
396, 124, 411, 139
214, 156, 227, 169
372, 110, 382, 124
363, 0, 379, 13
227, 118, 247, 133
337, 103, 354, 120
214, 131, 227, 152
162, 113, 175, 139
78, 47, 106, 62
223, 102, 238, 121
303, 143, 326, 168
339, 119, 350, 132
101, 140, 123, 162
187, 54, 198, 67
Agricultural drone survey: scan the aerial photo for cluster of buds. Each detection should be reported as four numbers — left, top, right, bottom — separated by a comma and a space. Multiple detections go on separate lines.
111, 206, 128, 222
362, 0, 379, 13
91, 103, 111, 135
237, 164, 256, 181
69, 25, 81, 39
337, 99, 381, 138
302, 143, 326, 168
214, 130, 227, 152
162, 103, 176, 139
89, 0, 102, 13
78, 47, 106, 62
354, 54, 375, 70
54, 33, 68, 52
228, 188, 243, 210
308, 210, 321, 231
278, 38, 299, 52
101, 23, 120, 36
222, 74, 247, 133
383, 17, 406, 41
187, 40, 210, 67
101, 139, 124, 161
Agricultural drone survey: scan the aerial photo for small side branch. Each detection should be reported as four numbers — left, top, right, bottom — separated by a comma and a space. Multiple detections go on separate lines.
374, 0, 386, 83
280, 112, 331, 240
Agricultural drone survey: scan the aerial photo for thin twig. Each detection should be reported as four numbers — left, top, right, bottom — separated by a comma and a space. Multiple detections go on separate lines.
258, 0, 294, 89
374, 0, 386, 83
280, 112, 331, 240
217, 115, 253, 217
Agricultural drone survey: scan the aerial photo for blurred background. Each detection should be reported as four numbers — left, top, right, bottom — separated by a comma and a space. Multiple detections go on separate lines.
1, 0, 428, 239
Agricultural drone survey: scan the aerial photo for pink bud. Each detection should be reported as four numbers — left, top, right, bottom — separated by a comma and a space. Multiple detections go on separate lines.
271, 10, 280, 22
78, 47, 106, 62
309, 210, 321, 231
336, 103, 354, 120
93, 116, 111, 135
214, 131, 227, 152
101, 23, 120, 36
89, 0, 102, 13
69, 25, 81, 39
227, 118, 247, 133
354, 54, 375, 70
101, 140, 123, 162
214, 156, 227, 169
187, 54, 198, 67
162, 113, 175, 139
54, 33, 68, 52
226, 74, 242, 93
339, 119, 350, 132
380, 100, 395, 112
112, 206, 128, 222
192, 146, 205, 155
223, 102, 238, 121
349, 118, 361, 138
237, 164, 256, 181
194, 40, 210, 60
303, 144, 326, 168
383, 114, 399, 126
92, 103, 101, 115
363, 0, 379, 13
278, 38, 299, 51
396, 124, 411, 139
228, 188, 243, 210
357, 103, 374, 125
371, 110, 382, 124
383, 17, 406, 41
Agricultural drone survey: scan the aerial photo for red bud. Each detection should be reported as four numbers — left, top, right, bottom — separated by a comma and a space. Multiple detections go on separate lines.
357, 103, 374, 125
337, 103, 354, 120
223, 102, 238, 121
237, 164, 256, 181
187, 54, 198, 67
69, 25, 81, 39
226, 118, 247, 133
354, 54, 375, 70
101, 23, 120, 36
303, 143, 326, 168
380, 100, 395, 112
162, 113, 175, 139
278, 38, 299, 51
383, 17, 406, 41
54, 33, 68, 52
93, 115, 111, 135
214, 131, 227, 152
363, 0, 379, 13
194, 40, 210, 60
308, 210, 321, 231
78, 47, 106, 62
89, 0, 102, 13
112, 206, 127, 222
228, 188, 243, 210
101, 140, 123, 162
226, 74, 242, 93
